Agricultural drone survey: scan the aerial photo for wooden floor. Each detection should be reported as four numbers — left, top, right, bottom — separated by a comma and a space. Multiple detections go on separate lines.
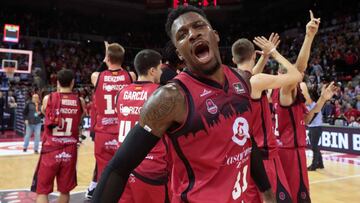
0, 138, 360, 203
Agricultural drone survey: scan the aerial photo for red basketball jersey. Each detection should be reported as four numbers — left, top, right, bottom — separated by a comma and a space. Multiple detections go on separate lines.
116, 81, 168, 181
271, 87, 308, 148
42, 92, 83, 149
251, 91, 278, 158
167, 66, 253, 203
93, 69, 132, 134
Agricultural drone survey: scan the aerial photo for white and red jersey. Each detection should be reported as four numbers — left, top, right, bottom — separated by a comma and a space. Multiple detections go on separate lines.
116, 81, 168, 182
93, 69, 132, 135
167, 66, 253, 203
250, 91, 278, 159
42, 92, 83, 150
271, 87, 308, 148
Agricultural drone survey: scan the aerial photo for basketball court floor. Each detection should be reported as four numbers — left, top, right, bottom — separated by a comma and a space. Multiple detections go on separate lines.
0, 131, 359, 203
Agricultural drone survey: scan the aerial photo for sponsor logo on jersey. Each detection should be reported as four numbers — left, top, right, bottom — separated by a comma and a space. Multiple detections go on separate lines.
101, 117, 118, 125
60, 108, 78, 114
200, 89, 212, 97
206, 99, 218, 114
51, 137, 77, 144
134, 86, 143, 91
225, 147, 251, 166
232, 117, 250, 146
233, 83, 245, 94
104, 75, 125, 82
123, 90, 148, 101
104, 139, 119, 150
55, 152, 72, 162
61, 99, 77, 106
103, 84, 127, 92
119, 104, 142, 116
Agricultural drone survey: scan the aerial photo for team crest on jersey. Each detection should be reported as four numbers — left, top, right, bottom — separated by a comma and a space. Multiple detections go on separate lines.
232, 117, 250, 146
233, 83, 245, 94
206, 99, 218, 114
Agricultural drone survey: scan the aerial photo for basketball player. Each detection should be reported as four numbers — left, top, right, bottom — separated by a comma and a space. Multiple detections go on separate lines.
232, 35, 302, 203
93, 6, 274, 203
90, 42, 136, 194
271, 11, 334, 203
116, 49, 169, 203
31, 69, 86, 203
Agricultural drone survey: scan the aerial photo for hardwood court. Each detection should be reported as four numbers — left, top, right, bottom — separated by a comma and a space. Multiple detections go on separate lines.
0, 138, 359, 203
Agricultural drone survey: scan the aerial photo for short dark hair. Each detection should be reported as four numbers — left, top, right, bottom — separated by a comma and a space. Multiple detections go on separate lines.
107, 43, 125, 65
57, 69, 74, 87
163, 41, 181, 67
134, 49, 162, 76
232, 38, 255, 64
165, 5, 207, 39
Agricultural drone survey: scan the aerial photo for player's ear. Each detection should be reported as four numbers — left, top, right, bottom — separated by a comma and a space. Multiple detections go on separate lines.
213, 30, 220, 43
232, 57, 236, 65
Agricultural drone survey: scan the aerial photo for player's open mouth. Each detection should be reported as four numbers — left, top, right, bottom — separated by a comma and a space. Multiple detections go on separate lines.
193, 41, 211, 63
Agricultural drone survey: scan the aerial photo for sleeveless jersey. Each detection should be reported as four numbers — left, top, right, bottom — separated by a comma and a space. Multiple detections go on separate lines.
168, 65, 253, 203
250, 91, 278, 159
271, 86, 308, 148
116, 81, 168, 182
42, 92, 83, 150
93, 69, 132, 134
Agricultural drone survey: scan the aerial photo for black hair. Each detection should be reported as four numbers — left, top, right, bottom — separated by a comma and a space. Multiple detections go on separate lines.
165, 5, 207, 39
134, 49, 162, 76
57, 69, 74, 87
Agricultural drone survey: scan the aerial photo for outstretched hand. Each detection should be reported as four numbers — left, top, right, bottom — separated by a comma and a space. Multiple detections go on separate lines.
320, 81, 337, 101
253, 33, 280, 56
306, 10, 321, 37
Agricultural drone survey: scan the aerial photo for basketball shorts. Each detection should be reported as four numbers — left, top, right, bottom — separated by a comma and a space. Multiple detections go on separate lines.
94, 132, 119, 180
246, 155, 292, 203
278, 147, 311, 203
31, 144, 78, 194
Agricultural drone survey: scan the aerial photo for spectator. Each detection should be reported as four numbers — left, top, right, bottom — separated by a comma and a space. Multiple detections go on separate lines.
344, 103, 360, 126
23, 93, 42, 153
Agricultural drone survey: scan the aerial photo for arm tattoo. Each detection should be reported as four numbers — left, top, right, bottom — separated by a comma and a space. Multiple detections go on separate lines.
141, 85, 180, 123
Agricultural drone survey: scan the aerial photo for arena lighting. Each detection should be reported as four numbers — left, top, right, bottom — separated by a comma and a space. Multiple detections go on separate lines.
3, 24, 20, 43
173, 0, 217, 8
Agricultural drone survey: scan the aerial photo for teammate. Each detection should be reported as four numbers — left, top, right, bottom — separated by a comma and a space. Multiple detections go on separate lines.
93, 6, 274, 203
31, 69, 86, 203
116, 49, 169, 203
271, 11, 335, 203
232, 34, 302, 203
90, 42, 136, 190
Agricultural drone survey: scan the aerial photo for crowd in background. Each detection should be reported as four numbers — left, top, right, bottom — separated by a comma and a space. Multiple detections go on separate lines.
0, 4, 359, 128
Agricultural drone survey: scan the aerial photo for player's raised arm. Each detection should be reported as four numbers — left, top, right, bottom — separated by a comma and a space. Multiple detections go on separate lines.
305, 82, 337, 124
92, 83, 186, 203
295, 10, 320, 73
252, 33, 280, 75
251, 36, 302, 97
41, 95, 49, 115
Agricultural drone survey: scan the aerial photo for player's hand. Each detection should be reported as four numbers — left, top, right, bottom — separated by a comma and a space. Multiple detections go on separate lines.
103, 41, 109, 62
320, 81, 337, 101
262, 189, 276, 203
253, 35, 276, 56
306, 10, 320, 37
254, 33, 280, 56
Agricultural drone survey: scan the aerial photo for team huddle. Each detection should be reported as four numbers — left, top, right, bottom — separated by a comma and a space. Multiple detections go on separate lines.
30, 6, 337, 203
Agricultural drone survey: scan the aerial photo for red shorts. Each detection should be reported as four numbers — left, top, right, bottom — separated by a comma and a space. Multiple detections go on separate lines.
31, 144, 77, 194
278, 148, 310, 203
246, 155, 292, 203
118, 174, 168, 203
94, 132, 119, 180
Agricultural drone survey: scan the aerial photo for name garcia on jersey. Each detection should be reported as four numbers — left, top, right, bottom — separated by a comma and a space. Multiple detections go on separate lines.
123, 90, 148, 101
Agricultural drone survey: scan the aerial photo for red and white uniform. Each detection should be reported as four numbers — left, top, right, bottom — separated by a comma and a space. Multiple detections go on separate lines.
167, 66, 253, 203
116, 81, 169, 203
272, 87, 311, 203
31, 92, 83, 194
246, 91, 292, 203
93, 69, 132, 180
